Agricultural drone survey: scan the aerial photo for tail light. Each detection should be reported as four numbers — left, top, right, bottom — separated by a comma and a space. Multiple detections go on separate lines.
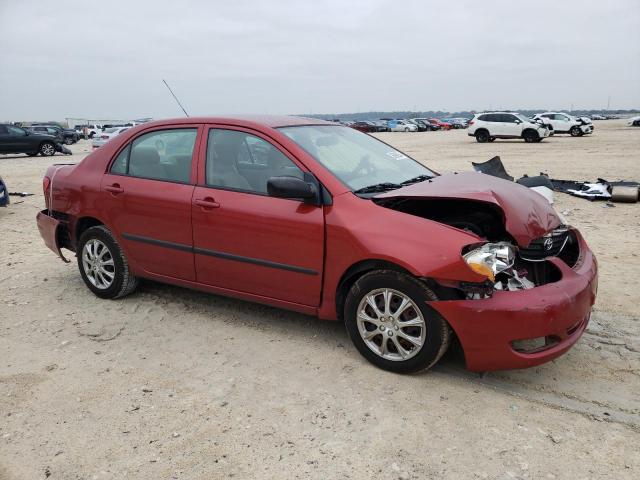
43, 176, 51, 209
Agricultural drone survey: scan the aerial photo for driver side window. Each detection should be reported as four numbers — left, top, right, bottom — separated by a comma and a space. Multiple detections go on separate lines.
206, 129, 303, 195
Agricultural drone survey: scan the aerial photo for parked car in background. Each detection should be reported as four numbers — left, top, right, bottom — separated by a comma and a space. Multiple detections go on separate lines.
24, 125, 65, 144
447, 118, 470, 129
412, 118, 440, 131
406, 119, 428, 132
0, 124, 62, 156
468, 112, 551, 143
533, 112, 593, 136
36, 115, 597, 373
428, 118, 452, 130
31, 124, 78, 144
627, 115, 640, 127
590, 114, 606, 120
75, 124, 103, 138
388, 119, 418, 132
92, 127, 130, 149
371, 120, 390, 132
350, 121, 378, 133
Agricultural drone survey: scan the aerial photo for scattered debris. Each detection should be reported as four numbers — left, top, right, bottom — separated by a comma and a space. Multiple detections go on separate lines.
8, 191, 33, 197
472, 157, 639, 203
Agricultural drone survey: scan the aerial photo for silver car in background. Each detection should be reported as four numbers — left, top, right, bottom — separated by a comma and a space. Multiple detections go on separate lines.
91, 127, 129, 149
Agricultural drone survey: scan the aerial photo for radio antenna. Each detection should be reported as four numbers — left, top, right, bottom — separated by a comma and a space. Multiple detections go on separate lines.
162, 79, 189, 117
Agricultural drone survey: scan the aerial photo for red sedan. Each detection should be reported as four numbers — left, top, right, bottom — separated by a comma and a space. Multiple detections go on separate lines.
37, 116, 597, 373
428, 118, 453, 130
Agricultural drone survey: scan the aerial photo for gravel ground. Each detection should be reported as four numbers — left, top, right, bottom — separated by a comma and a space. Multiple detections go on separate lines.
1, 120, 639, 479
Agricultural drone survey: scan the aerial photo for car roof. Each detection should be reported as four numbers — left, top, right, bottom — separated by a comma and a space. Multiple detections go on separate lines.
138, 115, 333, 130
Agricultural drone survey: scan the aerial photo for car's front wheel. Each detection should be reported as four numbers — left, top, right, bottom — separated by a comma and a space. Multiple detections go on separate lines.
344, 270, 450, 373
570, 126, 582, 137
64, 137, 74, 145
523, 130, 539, 143
39, 142, 56, 156
77, 225, 139, 299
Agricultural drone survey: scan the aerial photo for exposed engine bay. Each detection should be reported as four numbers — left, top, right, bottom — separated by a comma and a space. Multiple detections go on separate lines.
374, 197, 579, 298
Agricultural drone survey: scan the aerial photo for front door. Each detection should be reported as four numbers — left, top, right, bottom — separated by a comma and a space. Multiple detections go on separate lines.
192, 127, 324, 306
100, 126, 201, 281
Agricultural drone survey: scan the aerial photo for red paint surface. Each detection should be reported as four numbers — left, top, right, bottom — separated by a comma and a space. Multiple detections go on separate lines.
36, 116, 598, 371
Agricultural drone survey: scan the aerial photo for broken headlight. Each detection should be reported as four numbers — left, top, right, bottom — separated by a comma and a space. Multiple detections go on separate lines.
463, 242, 515, 282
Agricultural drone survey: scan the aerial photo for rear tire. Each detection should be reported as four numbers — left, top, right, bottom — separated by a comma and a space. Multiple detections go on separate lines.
77, 226, 139, 299
64, 137, 73, 145
344, 270, 451, 373
475, 130, 490, 143
523, 130, 539, 143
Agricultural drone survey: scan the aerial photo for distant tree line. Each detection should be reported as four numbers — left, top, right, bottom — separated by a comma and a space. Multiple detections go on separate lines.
302, 109, 639, 121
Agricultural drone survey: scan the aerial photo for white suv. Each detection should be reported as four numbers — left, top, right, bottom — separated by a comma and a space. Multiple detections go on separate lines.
468, 112, 551, 143
533, 112, 594, 136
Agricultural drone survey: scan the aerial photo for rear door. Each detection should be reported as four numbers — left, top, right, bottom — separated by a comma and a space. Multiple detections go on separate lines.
191, 126, 324, 306
100, 126, 201, 281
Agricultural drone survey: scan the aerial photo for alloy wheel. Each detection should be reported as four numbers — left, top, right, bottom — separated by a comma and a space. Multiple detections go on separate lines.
356, 288, 426, 361
40, 143, 55, 156
82, 239, 115, 289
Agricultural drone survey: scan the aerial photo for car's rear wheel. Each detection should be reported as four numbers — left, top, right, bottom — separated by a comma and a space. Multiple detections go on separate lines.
64, 137, 73, 145
344, 270, 450, 373
570, 126, 582, 137
475, 130, 490, 143
77, 226, 139, 299
523, 130, 539, 143
39, 142, 55, 156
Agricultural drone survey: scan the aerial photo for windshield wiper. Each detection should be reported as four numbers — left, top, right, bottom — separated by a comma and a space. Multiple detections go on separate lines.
353, 182, 402, 194
400, 174, 433, 186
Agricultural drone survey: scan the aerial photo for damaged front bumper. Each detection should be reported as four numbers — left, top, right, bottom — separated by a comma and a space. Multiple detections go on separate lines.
428, 230, 597, 371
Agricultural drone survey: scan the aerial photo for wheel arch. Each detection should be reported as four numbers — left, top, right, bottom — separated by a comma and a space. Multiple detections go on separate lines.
75, 216, 105, 244
521, 128, 539, 138
335, 259, 413, 321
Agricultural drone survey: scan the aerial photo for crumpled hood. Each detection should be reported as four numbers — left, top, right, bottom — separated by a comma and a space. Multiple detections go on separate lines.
375, 172, 561, 247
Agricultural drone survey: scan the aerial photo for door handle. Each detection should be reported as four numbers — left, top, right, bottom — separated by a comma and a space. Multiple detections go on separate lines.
194, 197, 220, 209
105, 184, 124, 194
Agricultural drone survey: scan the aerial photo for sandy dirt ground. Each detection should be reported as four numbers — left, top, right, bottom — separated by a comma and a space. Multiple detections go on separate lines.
1, 120, 639, 479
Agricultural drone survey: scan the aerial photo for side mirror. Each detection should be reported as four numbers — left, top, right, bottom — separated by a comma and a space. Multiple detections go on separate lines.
267, 176, 318, 203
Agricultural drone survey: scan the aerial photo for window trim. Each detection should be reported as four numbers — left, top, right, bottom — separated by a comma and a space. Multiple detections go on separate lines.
201, 126, 307, 198
107, 126, 200, 184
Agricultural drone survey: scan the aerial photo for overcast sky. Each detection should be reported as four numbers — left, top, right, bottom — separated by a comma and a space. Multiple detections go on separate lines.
1, 0, 639, 120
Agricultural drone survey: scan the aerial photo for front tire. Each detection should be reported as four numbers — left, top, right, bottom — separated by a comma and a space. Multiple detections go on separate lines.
77, 226, 139, 299
64, 137, 73, 145
523, 130, 539, 143
344, 270, 451, 373
404, 127, 410, 132
39, 142, 55, 156
570, 126, 582, 137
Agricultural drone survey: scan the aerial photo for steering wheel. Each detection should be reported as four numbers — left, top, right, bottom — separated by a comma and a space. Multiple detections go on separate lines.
344, 155, 375, 181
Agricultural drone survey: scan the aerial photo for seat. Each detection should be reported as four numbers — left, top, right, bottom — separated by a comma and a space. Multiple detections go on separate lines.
164, 154, 192, 183
208, 133, 251, 190
129, 146, 167, 180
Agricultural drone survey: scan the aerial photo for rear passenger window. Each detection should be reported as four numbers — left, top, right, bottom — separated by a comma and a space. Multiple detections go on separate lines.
110, 128, 197, 183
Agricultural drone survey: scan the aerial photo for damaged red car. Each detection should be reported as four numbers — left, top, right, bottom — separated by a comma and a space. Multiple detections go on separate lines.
37, 116, 597, 373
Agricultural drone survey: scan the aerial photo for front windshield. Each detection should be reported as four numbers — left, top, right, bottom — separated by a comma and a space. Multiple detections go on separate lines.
515, 114, 530, 123
279, 125, 434, 191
